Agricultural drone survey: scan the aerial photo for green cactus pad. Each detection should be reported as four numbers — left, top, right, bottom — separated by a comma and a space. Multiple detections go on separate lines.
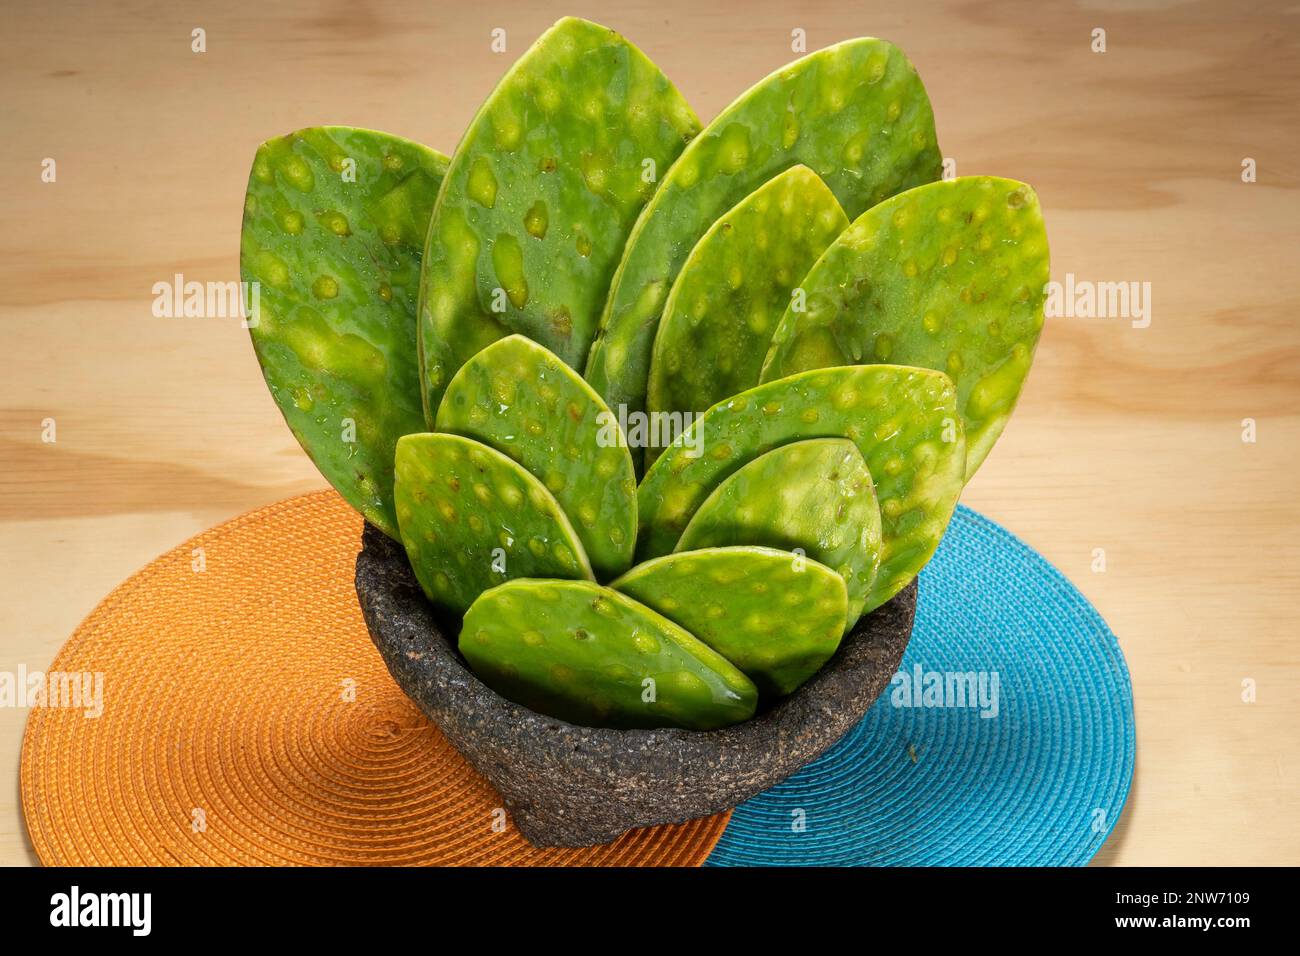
673, 439, 881, 624
435, 335, 636, 579
636, 365, 964, 612
644, 166, 849, 465
417, 16, 700, 420
460, 579, 758, 730
240, 126, 448, 538
761, 177, 1049, 478
585, 37, 941, 441
612, 546, 848, 698
393, 433, 592, 615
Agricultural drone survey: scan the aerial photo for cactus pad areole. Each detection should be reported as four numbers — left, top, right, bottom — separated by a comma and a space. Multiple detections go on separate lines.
436, 335, 637, 579
612, 546, 849, 698
418, 16, 700, 420
460, 578, 758, 730
394, 433, 592, 614
762, 176, 1049, 478
241, 126, 447, 538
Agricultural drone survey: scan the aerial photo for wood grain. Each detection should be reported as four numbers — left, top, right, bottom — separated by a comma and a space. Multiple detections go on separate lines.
2, 0, 1298, 867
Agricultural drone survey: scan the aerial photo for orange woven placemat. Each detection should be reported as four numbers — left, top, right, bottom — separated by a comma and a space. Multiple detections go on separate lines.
20, 490, 729, 866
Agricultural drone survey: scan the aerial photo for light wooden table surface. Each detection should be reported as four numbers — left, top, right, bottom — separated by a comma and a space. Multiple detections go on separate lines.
2, 0, 1297, 867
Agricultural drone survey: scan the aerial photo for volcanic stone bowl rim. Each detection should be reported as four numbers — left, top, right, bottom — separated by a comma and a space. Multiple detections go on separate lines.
359, 525, 913, 740
355, 522, 916, 845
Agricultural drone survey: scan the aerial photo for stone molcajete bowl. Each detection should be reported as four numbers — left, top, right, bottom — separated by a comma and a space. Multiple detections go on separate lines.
356, 523, 916, 848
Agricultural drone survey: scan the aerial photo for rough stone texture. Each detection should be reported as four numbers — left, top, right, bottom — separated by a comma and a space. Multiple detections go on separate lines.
356, 523, 915, 848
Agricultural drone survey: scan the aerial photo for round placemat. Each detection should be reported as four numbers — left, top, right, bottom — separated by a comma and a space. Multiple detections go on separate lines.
20, 491, 729, 866
706, 505, 1136, 866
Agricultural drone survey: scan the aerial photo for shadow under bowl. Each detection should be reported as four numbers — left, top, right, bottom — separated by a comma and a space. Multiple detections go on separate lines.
355, 524, 916, 848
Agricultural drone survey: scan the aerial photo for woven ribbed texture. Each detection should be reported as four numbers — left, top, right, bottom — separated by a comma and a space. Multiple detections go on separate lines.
707, 505, 1136, 866
20, 491, 729, 866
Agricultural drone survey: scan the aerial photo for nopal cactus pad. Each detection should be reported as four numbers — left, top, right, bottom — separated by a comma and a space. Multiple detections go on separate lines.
417, 16, 700, 420
674, 439, 882, 625
612, 546, 848, 698
761, 177, 1050, 478
393, 433, 592, 615
435, 335, 636, 579
585, 36, 942, 433
240, 126, 448, 538
645, 165, 849, 462
460, 579, 758, 730
636, 365, 965, 611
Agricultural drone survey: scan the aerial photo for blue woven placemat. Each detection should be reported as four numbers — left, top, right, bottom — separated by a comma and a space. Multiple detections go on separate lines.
705, 505, 1136, 866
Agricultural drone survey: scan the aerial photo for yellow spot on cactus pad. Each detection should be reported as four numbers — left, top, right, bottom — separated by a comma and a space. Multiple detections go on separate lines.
467, 156, 498, 208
